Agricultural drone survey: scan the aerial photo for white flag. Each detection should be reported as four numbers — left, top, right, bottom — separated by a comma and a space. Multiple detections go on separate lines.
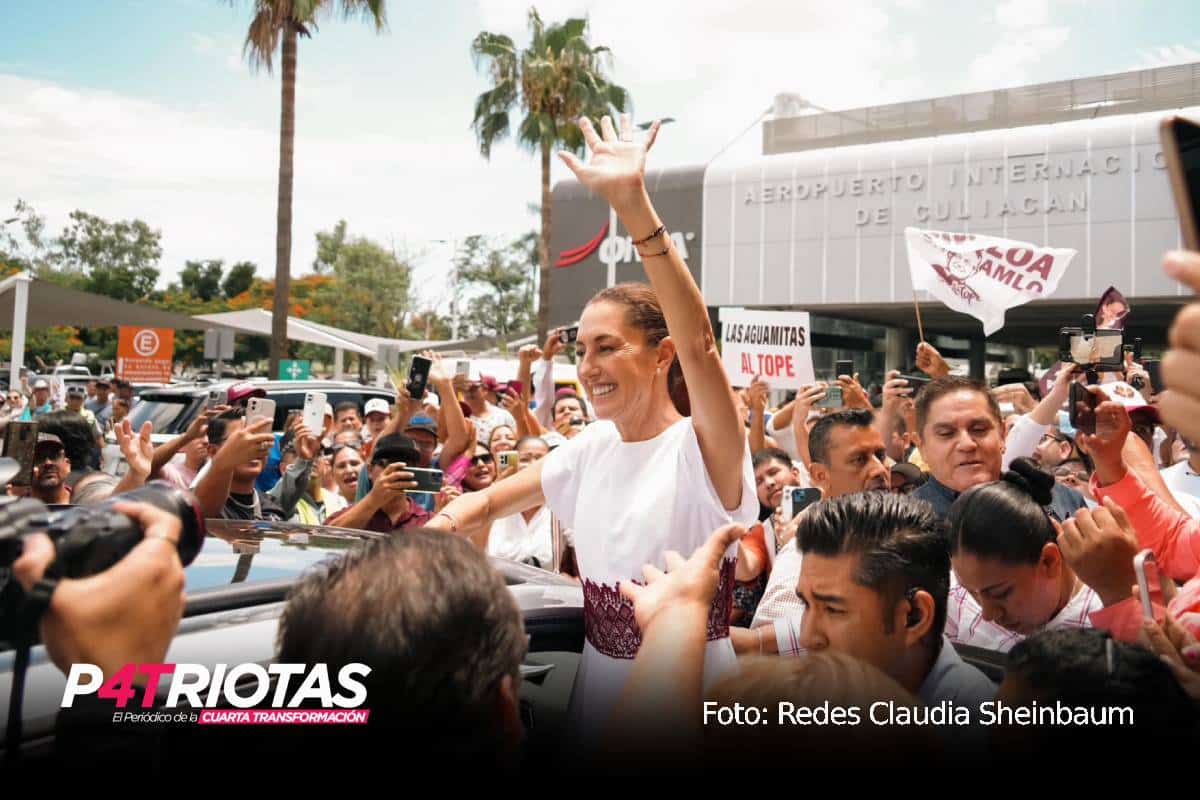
905, 228, 1077, 336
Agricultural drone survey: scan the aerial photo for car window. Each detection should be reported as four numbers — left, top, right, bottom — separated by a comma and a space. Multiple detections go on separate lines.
129, 395, 201, 435
270, 392, 306, 431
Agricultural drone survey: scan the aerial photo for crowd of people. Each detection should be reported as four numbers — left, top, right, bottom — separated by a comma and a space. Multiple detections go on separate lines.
8, 114, 1200, 769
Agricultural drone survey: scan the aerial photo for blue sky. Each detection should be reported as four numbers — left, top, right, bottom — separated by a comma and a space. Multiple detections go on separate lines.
2, 0, 1199, 316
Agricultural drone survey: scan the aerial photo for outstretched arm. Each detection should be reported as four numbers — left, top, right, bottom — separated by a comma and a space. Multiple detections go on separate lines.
560, 115, 746, 510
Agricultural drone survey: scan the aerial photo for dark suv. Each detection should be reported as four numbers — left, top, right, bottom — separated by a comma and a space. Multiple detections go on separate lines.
102, 379, 396, 474
0, 518, 585, 764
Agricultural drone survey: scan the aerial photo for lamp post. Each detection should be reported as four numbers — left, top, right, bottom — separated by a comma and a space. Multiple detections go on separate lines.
430, 238, 460, 341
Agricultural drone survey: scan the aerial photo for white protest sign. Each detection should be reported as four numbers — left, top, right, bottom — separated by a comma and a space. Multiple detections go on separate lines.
718, 308, 815, 390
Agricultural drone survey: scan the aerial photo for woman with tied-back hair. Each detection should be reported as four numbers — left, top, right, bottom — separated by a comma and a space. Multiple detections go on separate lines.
946, 457, 1105, 652
427, 114, 757, 740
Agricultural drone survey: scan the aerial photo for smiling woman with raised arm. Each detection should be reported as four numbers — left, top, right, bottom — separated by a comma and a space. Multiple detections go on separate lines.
425, 113, 757, 741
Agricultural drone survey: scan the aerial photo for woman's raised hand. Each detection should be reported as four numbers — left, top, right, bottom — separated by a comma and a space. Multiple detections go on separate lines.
558, 113, 661, 213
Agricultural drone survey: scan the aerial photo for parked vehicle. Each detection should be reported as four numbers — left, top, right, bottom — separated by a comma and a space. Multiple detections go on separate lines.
100, 379, 397, 474
0, 517, 585, 763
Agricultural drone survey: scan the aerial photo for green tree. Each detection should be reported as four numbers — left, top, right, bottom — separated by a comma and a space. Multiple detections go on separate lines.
309, 236, 412, 340
471, 8, 628, 341
54, 210, 162, 302
312, 218, 347, 273
0, 199, 52, 275
177, 259, 225, 301
231, 0, 389, 380
222, 260, 258, 298
454, 232, 537, 340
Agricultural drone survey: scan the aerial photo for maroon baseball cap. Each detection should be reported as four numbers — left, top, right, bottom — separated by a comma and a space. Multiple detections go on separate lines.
227, 381, 267, 405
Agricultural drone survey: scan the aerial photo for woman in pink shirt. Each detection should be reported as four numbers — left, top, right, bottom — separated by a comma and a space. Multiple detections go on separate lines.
1061, 396, 1200, 641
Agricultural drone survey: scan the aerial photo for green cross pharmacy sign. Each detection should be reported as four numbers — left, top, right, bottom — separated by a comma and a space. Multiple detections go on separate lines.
279, 359, 311, 381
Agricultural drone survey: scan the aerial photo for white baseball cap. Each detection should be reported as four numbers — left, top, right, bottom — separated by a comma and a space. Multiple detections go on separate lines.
364, 398, 390, 417
1096, 381, 1159, 420
422, 390, 440, 409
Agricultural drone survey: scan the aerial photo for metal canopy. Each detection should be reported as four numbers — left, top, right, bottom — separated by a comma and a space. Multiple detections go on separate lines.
0, 271, 220, 387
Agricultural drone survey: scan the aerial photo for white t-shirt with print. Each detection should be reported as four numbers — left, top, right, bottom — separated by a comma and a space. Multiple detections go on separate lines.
540, 417, 758, 739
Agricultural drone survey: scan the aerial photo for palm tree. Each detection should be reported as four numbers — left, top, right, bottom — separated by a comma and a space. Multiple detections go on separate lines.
231, 0, 387, 378
471, 9, 628, 341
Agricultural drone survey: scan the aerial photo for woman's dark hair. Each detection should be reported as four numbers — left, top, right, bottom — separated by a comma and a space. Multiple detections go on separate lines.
1002, 628, 1199, 753
946, 457, 1057, 565
588, 282, 690, 416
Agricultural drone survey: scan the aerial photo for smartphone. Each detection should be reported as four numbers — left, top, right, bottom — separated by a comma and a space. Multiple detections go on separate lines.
1160, 115, 1200, 250
207, 388, 229, 409
406, 356, 432, 400
406, 466, 443, 494
1143, 358, 1163, 393
782, 486, 821, 520
898, 373, 931, 392
1133, 549, 1177, 620
1068, 382, 1100, 435
558, 326, 579, 345
835, 359, 853, 379
3, 420, 38, 485
302, 390, 327, 436
497, 451, 518, 471
455, 359, 471, 379
1063, 330, 1124, 368
245, 397, 277, 429
816, 385, 843, 409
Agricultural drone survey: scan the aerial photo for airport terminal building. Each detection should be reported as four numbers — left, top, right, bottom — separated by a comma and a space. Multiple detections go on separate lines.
547, 64, 1200, 384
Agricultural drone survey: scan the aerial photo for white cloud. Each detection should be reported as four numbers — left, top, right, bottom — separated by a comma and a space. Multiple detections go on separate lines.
476, 0, 926, 170
995, 0, 1051, 28
965, 25, 1070, 91
0, 72, 539, 313
1133, 43, 1200, 69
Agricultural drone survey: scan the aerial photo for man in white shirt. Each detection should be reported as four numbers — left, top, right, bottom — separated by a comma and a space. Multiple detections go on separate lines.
1159, 436, 1200, 518
746, 410, 890, 648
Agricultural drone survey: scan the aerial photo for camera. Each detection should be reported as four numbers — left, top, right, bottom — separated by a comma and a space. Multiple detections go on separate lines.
0, 481, 206, 576
0, 482, 206, 646
1058, 314, 1123, 371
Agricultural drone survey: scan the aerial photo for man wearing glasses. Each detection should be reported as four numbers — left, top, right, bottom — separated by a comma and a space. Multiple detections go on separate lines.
1033, 429, 1079, 470
1052, 461, 1097, 507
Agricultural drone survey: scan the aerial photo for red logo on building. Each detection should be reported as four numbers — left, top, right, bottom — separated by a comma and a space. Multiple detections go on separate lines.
555, 222, 609, 268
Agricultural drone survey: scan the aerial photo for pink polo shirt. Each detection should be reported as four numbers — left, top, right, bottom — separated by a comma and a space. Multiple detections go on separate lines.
1089, 469, 1200, 640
